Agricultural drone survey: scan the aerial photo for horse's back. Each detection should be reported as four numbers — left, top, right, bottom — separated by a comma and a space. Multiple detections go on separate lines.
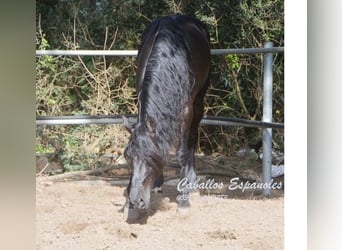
136, 14, 210, 96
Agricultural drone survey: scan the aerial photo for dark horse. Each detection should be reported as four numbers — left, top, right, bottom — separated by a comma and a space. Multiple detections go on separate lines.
123, 14, 210, 210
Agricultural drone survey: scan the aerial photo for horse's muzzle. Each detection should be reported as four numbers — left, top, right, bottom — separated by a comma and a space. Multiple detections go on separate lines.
129, 189, 151, 209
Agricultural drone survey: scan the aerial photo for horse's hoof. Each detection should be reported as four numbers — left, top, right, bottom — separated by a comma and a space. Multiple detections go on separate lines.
177, 199, 190, 208
152, 186, 163, 193
176, 204, 191, 218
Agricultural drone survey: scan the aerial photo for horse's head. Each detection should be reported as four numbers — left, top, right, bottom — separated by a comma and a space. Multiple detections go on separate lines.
123, 117, 163, 209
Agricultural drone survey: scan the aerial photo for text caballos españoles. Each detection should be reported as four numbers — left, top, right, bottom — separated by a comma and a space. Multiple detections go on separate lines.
177, 177, 282, 193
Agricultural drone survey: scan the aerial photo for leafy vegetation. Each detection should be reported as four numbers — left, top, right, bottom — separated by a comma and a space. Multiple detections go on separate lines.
36, 0, 284, 171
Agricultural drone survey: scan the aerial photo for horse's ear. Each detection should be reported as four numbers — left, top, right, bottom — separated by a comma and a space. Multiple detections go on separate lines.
122, 116, 133, 134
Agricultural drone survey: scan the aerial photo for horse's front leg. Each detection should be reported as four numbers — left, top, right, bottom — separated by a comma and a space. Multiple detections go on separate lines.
177, 92, 207, 208
180, 147, 198, 204
177, 145, 196, 208
176, 106, 197, 208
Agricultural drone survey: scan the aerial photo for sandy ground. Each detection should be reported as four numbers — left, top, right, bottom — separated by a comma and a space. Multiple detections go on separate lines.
36, 174, 284, 250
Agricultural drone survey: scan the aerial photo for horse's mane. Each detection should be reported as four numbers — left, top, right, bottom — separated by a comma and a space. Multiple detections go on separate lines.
137, 16, 195, 152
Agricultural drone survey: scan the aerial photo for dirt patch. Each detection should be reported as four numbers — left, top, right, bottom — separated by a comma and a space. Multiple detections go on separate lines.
36, 170, 284, 250
36, 154, 284, 249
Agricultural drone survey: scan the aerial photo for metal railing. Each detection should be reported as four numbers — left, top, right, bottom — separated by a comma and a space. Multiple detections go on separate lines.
36, 47, 284, 56
36, 43, 284, 195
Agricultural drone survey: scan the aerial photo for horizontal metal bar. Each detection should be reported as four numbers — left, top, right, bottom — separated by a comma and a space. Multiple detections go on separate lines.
36, 114, 136, 125
36, 114, 284, 129
203, 116, 284, 129
210, 47, 284, 55
36, 50, 138, 56
36, 47, 284, 57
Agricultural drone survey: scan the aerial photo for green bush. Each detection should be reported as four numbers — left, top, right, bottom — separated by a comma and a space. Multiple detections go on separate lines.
36, 0, 284, 171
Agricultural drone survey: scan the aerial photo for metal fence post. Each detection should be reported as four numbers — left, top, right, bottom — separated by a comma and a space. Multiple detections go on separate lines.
262, 42, 274, 196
